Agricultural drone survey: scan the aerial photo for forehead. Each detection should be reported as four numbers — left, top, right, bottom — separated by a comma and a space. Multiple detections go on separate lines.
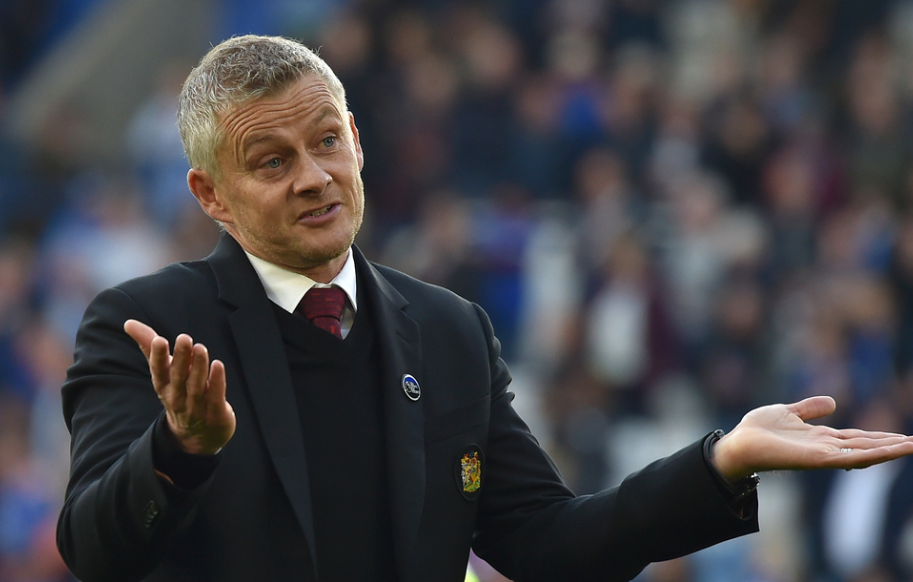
218, 76, 344, 153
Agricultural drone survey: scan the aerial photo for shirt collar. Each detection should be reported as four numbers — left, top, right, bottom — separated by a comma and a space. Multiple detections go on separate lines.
243, 249, 358, 314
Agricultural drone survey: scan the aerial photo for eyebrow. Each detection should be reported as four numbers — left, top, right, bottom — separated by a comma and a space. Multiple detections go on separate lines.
241, 133, 282, 154
240, 106, 342, 155
313, 106, 340, 125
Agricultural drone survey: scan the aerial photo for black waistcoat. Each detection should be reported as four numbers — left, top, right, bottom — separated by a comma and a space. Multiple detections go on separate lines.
272, 289, 397, 582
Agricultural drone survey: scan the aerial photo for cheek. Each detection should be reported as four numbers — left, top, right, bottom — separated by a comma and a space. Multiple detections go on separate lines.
234, 198, 283, 236
353, 180, 365, 220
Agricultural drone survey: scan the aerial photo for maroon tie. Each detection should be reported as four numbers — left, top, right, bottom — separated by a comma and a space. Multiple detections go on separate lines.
297, 287, 347, 338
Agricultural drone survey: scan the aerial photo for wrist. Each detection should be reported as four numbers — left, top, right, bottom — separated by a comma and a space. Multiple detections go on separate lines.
705, 430, 761, 517
165, 414, 223, 456
709, 428, 753, 483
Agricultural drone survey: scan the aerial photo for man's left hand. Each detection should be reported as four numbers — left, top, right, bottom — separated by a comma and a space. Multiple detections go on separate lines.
712, 396, 913, 481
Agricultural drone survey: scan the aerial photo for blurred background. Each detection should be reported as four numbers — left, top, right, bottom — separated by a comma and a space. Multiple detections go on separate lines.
3, 0, 913, 580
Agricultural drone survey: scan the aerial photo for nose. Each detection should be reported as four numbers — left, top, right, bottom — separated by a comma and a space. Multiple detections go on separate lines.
292, 152, 332, 196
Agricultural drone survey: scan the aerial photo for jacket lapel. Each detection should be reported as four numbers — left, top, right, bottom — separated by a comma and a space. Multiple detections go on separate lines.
354, 247, 426, 580
207, 235, 318, 573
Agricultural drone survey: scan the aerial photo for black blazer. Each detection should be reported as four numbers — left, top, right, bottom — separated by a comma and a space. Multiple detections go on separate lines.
58, 234, 758, 582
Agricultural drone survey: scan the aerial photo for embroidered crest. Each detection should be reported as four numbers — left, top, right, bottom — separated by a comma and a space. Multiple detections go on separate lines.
461, 452, 481, 492
455, 446, 484, 500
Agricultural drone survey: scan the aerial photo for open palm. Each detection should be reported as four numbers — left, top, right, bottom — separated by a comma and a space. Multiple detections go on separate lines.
713, 396, 913, 480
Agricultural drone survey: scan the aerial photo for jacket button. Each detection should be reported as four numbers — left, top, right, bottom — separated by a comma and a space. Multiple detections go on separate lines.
143, 500, 160, 528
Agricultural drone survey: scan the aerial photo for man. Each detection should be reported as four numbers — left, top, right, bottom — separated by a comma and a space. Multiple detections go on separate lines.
56, 35, 913, 582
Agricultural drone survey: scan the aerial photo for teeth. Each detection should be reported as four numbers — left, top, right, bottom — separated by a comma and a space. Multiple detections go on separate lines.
309, 205, 332, 217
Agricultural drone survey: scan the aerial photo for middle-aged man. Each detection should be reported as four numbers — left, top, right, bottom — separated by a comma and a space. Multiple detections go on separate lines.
57, 35, 913, 582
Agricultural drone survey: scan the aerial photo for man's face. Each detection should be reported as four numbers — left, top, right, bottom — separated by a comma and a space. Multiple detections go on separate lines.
191, 75, 365, 282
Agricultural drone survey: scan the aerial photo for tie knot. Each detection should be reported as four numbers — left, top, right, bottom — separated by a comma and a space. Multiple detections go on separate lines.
297, 287, 347, 338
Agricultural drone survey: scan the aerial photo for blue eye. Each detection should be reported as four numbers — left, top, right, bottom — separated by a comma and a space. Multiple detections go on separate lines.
267, 158, 281, 169
322, 137, 336, 148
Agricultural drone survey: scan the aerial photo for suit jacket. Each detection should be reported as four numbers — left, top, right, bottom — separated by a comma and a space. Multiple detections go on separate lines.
58, 234, 758, 582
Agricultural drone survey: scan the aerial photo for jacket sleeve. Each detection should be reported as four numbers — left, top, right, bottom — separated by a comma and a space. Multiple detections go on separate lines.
57, 287, 216, 582
468, 304, 759, 582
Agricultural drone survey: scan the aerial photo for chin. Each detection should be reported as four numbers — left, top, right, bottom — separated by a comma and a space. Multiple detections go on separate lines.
300, 240, 352, 264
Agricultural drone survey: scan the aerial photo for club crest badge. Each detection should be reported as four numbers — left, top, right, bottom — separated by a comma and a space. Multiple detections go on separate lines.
455, 446, 484, 500
401, 374, 421, 401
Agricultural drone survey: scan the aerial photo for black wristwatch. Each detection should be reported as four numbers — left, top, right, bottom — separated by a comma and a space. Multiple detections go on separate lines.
707, 429, 760, 503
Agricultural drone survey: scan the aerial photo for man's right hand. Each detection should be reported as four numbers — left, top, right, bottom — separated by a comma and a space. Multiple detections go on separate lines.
124, 319, 236, 456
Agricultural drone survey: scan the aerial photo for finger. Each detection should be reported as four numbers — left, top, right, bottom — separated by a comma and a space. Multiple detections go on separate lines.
208, 359, 227, 404
828, 440, 913, 469
168, 334, 194, 401
834, 435, 913, 452
787, 396, 837, 422
149, 335, 172, 391
186, 343, 211, 402
206, 359, 233, 428
124, 319, 158, 359
834, 428, 910, 441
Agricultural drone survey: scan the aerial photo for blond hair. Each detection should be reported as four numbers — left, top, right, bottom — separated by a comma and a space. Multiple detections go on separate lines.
177, 35, 347, 179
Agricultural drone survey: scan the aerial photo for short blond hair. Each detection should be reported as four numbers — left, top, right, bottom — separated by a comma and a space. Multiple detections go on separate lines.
177, 35, 347, 179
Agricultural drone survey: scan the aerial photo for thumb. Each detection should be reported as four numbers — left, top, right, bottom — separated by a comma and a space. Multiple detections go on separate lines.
787, 396, 837, 422
124, 319, 159, 359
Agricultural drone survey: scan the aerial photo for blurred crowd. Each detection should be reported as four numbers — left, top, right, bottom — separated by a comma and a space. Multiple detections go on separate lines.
4, 0, 913, 581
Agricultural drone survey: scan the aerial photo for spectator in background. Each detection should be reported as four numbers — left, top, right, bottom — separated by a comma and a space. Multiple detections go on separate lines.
127, 63, 201, 230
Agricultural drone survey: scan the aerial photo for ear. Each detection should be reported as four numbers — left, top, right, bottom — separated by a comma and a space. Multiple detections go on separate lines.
188, 169, 233, 224
348, 112, 364, 171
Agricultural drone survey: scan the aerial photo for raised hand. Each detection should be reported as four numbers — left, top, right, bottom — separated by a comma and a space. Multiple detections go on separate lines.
712, 396, 913, 481
124, 319, 236, 455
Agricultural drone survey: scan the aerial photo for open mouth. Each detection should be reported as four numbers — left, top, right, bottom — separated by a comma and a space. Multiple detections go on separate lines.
307, 204, 335, 217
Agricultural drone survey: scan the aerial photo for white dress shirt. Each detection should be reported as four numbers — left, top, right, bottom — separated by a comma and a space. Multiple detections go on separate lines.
244, 249, 358, 338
